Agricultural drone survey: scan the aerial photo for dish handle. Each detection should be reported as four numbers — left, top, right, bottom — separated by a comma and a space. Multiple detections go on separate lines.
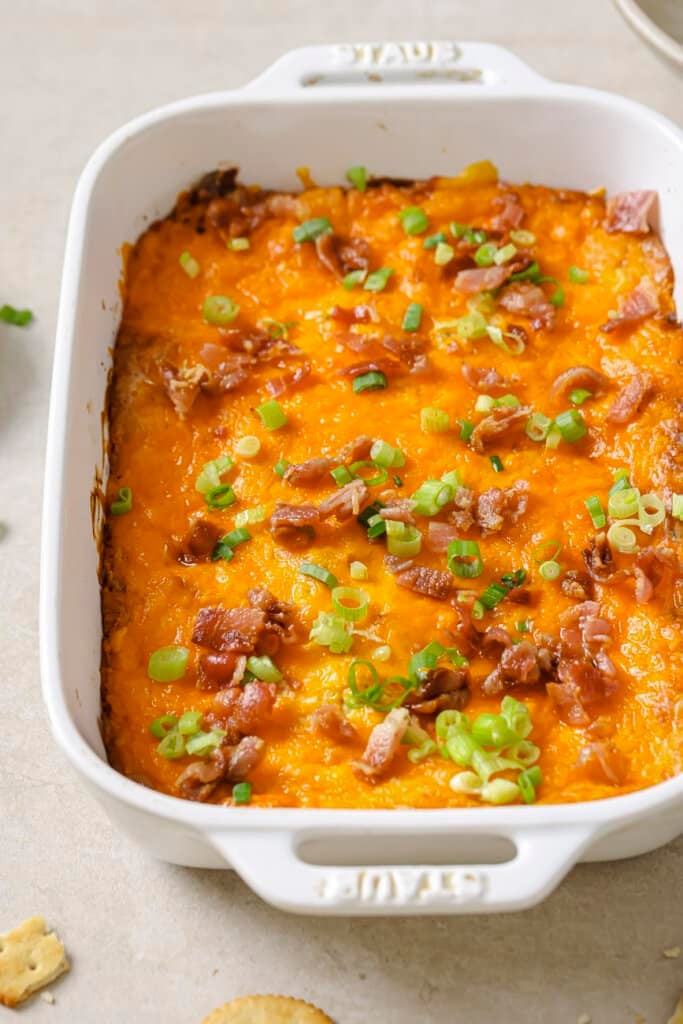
243, 42, 547, 94
207, 825, 594, 915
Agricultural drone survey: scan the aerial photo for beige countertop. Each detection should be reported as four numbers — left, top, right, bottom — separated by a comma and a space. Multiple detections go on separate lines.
1, 1, 681, 1021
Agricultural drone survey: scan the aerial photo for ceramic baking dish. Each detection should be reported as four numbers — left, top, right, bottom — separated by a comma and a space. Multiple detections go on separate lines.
41, 42, 683, 915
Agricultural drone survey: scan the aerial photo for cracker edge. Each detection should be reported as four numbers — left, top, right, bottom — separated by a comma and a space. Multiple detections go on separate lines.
0, 916, 70, 1008
201, 994, 335, 1024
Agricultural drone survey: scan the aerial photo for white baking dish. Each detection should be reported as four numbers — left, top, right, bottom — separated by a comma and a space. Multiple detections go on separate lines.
41, 42, 683, 915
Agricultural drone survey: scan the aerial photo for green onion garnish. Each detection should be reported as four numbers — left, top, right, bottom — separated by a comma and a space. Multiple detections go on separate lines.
300, 562, 339, 589
212, 527, 251, 561
411, 479, 454, 517
232, 781, 252, 804
471, 713, 515, 748
539, 560, 561, 581
178, 711, 203, 735
350, 459, 388, 487
350, 560, 368, 580
481, 779, 520, 805
370, 440, 405, 468
568, 265, 589, 284
474, 242, 498, 267
501, 695, 532, 739
638, 493, 665, 534
264, 319, 296, 341
330, 464, 354, 486
157, 731, 186, 760
608, 487, 640, 520
475, 396, 496, 413
353, 371, 387, 393
149, 715, 178, 739
516, 620, 531, 634
367, 514, 387, 539
525, 413, 553, 442
398, 206, 429, 235
423, 231, 447, 250
554, 409, 587, 443
358, 500, 386, 528
234, 507, 265, 529
510, 261, 541, 283
228, 237, 250, 251
569, 388, 592, 406
0, 304, 33, 326
458, 419, 475, 441
533, 539, 561, 563
273, 458, 290, 478
518, 766, 543, 803
309, 611, 353, 653
195, 455, 233, 494
434, 241, 455, 266
346, 165, 368, 192
454, 311, 488, 339
509, 229, 536, 247
235, 435, 261, 458
256, 400, 287, 431
441, 469, 462, 490
331, 585, 369, 622
110, 486, 133, 515
550, 286, 565, 307
420, 407, 450, 433
607, 522, 638, 554
292, 217, 332, 243
584, 495, 606, 529
179, 251, 200, 278
385, 521, 423, 557
345, 660, 411, 713
148, 646, 190, 682
205, 483, 236, 509
402, 302, 423, 332
479, 583, 510, 610
246, 654, 283, 683
609, 469, 631, 495
186, 729, 225, 756
490, 455, 504, 473
343, 269, 367, 290
672, 494, 683, 520
203, 295, 240, 325
364, 268, 394, 292
447, 539, 484, 579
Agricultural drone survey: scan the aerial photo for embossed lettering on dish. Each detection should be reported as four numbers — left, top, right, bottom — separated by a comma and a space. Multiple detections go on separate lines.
334, 42, 462, 67
317, 867, 486, 905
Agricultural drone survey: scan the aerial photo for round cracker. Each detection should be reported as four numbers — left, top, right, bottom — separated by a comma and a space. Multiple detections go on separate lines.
201, 995, 335, 1024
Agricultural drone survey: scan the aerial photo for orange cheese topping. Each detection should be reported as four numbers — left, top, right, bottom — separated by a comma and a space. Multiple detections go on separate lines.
102, 167, 683, 807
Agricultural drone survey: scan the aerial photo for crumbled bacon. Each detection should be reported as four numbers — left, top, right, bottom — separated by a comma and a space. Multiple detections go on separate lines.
606, 370, 653, 423
575, 742, 629, 785
198, 652, 247, 690
160, 362, 210, 418
551, 365, 610, 398
404, 666, 470, 715
379, 501, 416, 525
391, 563, 452, 601
633, 547, 677, 604
269, 502, 320, 547
582, 533, 625, 584
329, 304, 376, 325
561, 570, 594, 601
212, 681, 277, 734
266, 362, 311, 398
605, 190, 657, 234
283, 457, 335, 486
318, 479, 370, 521
311, 704, 359, 743
449, 487, 476, 532
351, 707, 410, 782
192, 606, 267, 652
426, 521, 460, 553
476, 480, 529, 534
177, 519, 222, 564
176, 735, 266, 802
337, 358, 401, 379
600, 277, 659, 333
461, 363, 511, 394
498, 282, 555, 329
248, 587, 302, 647
381, 335, 429, 373
490, 192, 525, 232
341, 435, 374, 462
481, 640, 546, 696
315, 233, 371, 280
469, 405, 532, 453
454, 265, 515, 294
480, 626, 513, 658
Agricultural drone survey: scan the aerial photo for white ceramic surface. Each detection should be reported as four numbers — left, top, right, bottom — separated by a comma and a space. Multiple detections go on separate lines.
614, 0, 683, 68
41, 41, 683, 917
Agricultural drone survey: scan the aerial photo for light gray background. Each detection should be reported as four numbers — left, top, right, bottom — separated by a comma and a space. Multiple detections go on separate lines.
1, 2, 681, 1021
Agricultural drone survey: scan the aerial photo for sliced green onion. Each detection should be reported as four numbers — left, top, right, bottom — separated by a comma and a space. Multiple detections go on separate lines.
447, 539, 484, 579
608, 487, 640, 520
585, 495, 607, 529
494, 243, 517, 265
292, 217, 332, 243
398, 206, 429, 235
455, 311, 488, 339
637, 492, 666, 534
232, 781, 252, 804
205, 483, 236, 509
459, 419, 475, 442
506, 740, 540, 767
539, 560, 561, 581
394, 474, 403, 486
350, 560, 368, 581
386, 523, 423, 557
373, 644, 391, 662
474, 395, 496, 414
256, 400, 287, 431
607, 522, 638, 554
349, 460, 388, 487
179, 251, 200, 278
423, 231, 447, 249
672, 494, 683, 520
203, 295, 240, 325
235, 435, 261, 458
300, 562, 339, 589
345, 660, 404, 712
408, 641, 467, 685
346, 165, 368, 192
411, 479, 453, 517
510, 261, 541, 283
370, 440, 405, 468
501, 696, 532, 739
516, 620, 531, 634
330, 464, 354, 487
479, 582, 509, 610
490, 455, 504, 473
0, 304, 33, 326
367, 514, 387, 538
554, 409, 587, 443
111, 486, 133, 515
474, 242, 498, 267
446, 729, 480, 767
212, 527, 251, 561
343, 269, 367, 290
178, 710, 203, 736
402, 302, 423, 332
509, 229, 536, 247
364, 268, 394, 292
569, 388, 592, 406
545, 425, 562, 450
157, 731, 186, 759
263, 319, 296, 341
195, 455, 233, 494
309, 611, 352, 654
471, 713, 515, 749
501, 569, 527, 589
481, 778, 519, 805
246, 654, 283, 683
274, 458, 290, 478
449, 770, 484, 795
234, 507, 265, 529
228, 237, 250, 251
148, 646, 190, 682
353, 371, 388, 393
331, 586, 369, 623
407, 740, 438, 763
610, 469, 631, 494
434, 241, 455, 266
525, 413, 552, 442
518, 766, 542, 803
186, 729, 225, 756
436, 709, 471, 740
486, 324, 526, 355
533, 539, 562, 564
420, 407, 450, 433
149, 715, 178, 739
568, 265, 589, 284
550, 286, 565, 308
358, 499, 385, 528
441, 469, 462, 490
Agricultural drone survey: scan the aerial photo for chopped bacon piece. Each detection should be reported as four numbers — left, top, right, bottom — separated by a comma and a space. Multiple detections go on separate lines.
351, 707, 410, 782
341, 435, 374, 462
469, 405, 532, 453
461, 363, 511, 394
176, 756, 225, 802
449, 487, 476, 532
550, 365, 610, 398
212, 681, 277, 734
225, 735, 266, 781
454, 265, 514, 294
315, 233, 371, 279
575, 741, 629, 785
198, 652, 247, 690
582, 533, 626, 584
476, 480, 529, 535
381, 335, 429, 373
633, 547, 677, 604
329, 304, 376, 325
216, 326, 300, 360
404, 666, 470, 715
248, 587, 302, 647
379, 501, 416, 525
481, 640, 545, 696
606, 370, 653, 424
283, 457, 335, 486
266, 361, 311, 398
605, 190, 657, 234
546, 681, 590, 727
498, 282, 555, 328
490, 192, 525, 232
177, 519, 222, 564
318, 479, 370, 521
600, 277, 659, 332
561, 570, 594, 601
192, 606, 267, 652
175, 735, 266, 802
337, 358, 401, 379
160, 362, 210, 418
480, 626, 513, 658
311, 704, 359, 743
392, 564, 452, 601
426, 521, 460, 553
269, 502, 320, 547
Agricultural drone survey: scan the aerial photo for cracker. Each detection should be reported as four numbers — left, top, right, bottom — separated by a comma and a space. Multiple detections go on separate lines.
0, 917, 69, 1007
201, 995, 335, 1024
668, 994, 683, 1024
